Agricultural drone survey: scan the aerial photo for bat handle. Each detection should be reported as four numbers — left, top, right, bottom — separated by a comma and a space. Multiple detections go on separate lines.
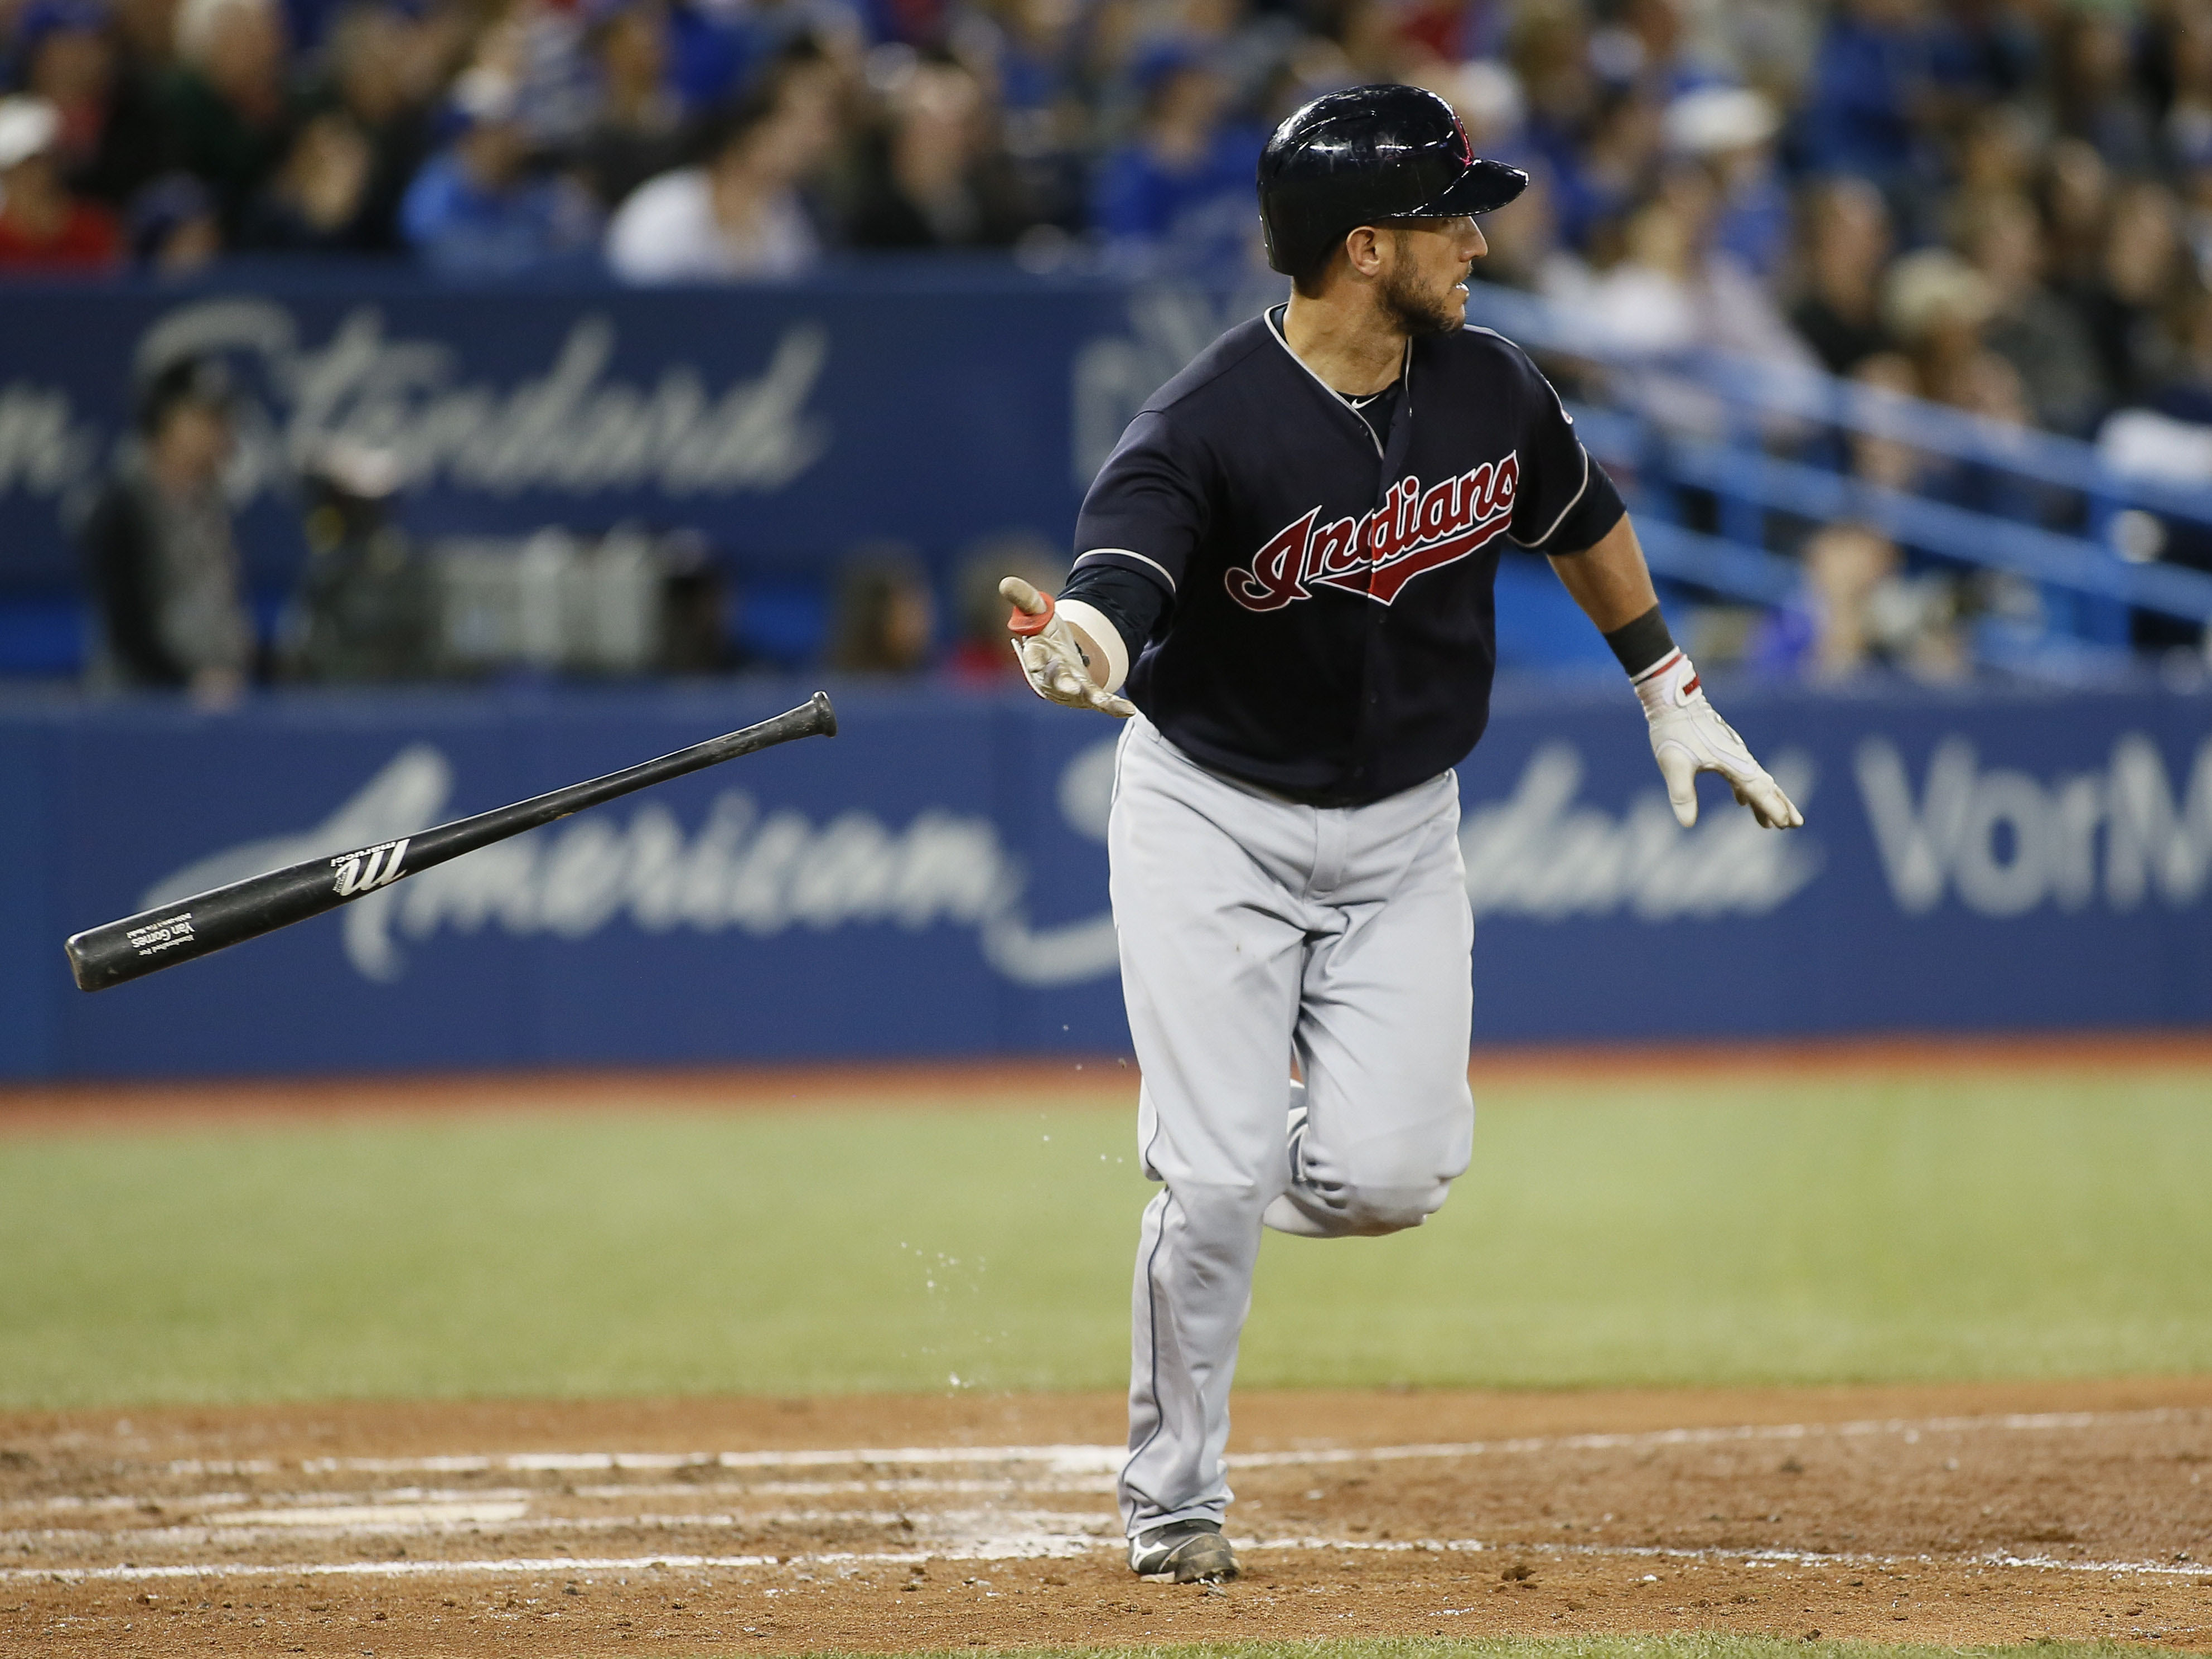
1008, 593, 1055, 637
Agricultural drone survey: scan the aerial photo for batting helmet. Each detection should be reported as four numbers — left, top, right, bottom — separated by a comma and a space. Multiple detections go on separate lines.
1257, 83, 1529, 280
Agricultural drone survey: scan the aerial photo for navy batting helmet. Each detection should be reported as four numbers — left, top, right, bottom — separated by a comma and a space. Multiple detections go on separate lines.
1257, 83, 1528, 280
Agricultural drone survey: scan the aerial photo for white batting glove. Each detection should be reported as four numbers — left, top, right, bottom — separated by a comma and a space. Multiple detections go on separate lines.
1001, 577, 1137, 718
1634, 650, 1803, 829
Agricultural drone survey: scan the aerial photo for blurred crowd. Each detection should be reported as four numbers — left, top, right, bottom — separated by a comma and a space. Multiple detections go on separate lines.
16, 0, 2212, 685
0, 0, 2193, 309
1495, 2, 2212, 449
0, 0, 1277, 278
4, 0, 2209, 423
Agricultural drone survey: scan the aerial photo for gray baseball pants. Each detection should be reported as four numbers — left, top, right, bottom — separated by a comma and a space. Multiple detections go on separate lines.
1108, 715, 1476, 1537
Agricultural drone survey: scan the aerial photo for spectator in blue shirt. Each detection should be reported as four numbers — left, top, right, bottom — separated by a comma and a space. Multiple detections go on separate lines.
399, 67, 601, 275
1799, 0, 1937, 188
665, 0, 858, 113
1090, 41, 1264, 270
1544, 84, 1662, 255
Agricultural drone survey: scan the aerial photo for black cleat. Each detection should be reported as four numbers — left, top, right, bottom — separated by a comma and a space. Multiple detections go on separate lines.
1128, 1519, 1240, 1582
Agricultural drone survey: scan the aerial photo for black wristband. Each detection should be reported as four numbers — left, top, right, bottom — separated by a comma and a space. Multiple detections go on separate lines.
1604, 604, 1676, 678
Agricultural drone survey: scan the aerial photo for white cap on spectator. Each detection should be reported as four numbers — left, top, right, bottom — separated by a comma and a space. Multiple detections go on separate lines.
1437, 59, 1525, 142
313, 438, 407, 499
175, 0, 276, 64
0, 96, 60, 171
1664, 86, 1779, 156
451, 66, 522, 127
1883, 248, 1997, 341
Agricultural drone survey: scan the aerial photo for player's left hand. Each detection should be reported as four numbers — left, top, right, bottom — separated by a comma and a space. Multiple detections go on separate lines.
1634, 650, 1803, 830
1001, 577, 1137, 718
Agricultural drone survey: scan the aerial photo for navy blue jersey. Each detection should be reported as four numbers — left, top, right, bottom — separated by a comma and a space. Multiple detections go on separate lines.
1066, 306, 1624, 806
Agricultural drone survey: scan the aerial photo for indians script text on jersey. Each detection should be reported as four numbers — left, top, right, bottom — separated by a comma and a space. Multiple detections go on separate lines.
1228, 453, 1521, 611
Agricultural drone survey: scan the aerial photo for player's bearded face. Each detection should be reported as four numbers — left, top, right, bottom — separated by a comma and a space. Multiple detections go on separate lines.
1378, 220, 1483, 336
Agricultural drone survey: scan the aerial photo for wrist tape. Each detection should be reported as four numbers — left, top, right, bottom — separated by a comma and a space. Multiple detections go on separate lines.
1054, 598, 1130, 693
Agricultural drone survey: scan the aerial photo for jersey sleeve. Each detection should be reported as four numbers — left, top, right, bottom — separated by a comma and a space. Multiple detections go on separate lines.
1070, 408, 1208, 602
1504, 350, 1626, 555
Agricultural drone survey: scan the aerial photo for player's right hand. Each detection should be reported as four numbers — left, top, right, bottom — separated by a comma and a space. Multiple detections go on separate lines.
1001, 577, 1137, 718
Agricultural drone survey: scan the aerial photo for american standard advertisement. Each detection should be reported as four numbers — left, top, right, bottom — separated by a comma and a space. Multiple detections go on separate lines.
3, 679, 2206, 1079
0, 275, 1175, 590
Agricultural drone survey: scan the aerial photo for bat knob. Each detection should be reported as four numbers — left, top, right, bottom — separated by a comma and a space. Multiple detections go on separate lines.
806, 690, 838, 738
64, 930, 102, 993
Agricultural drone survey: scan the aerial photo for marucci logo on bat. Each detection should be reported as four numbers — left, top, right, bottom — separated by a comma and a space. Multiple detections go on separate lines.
332, 839, 410, 896
1226, 453, 1519, 612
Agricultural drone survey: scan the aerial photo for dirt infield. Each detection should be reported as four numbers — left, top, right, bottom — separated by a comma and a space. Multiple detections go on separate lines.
3, 1377, 2208, 1656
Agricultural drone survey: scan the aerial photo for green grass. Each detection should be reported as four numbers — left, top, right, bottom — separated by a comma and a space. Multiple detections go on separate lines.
1, 1067, 2208, 1408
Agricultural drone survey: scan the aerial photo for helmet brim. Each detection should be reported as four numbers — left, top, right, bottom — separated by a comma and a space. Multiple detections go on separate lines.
1393, 157, 1529, 221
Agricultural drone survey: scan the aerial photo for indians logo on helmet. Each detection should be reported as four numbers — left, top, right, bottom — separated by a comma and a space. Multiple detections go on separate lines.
1225, 452, 1519, 611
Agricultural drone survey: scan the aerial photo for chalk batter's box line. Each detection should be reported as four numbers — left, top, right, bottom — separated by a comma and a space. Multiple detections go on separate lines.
1, 1477, 1112, 1518
11, 1408, 2190, 1588
153, 1405, 2198, 1479
2, 1505, 1112, 1550
5, 1539, 2206, 1587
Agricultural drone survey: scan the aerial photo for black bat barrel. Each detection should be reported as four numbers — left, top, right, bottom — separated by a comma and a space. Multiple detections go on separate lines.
65, 692, 837, 993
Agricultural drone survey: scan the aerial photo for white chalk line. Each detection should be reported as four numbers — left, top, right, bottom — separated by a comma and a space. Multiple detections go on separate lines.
170, 1445, 1126, 1477
147, 1406, 2200, 1483
1229, 1408, 2200, 1469
0, 1506, 1113, 1551
1253, 1537, 2212, 1580
0, 1476, 1114, 1522
21, 1405, 2190, 1542
32, 1406, 2187, 1536
563, 1477, 1117, 1500
9, 1408, 2197, 1590
6, 1536, 2206, 1588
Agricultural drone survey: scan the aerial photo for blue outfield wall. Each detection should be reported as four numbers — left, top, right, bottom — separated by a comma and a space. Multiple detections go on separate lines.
1, 675, 2208, 1081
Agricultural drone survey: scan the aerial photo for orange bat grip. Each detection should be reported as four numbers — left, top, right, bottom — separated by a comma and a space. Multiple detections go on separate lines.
1008, 591, 1056, 637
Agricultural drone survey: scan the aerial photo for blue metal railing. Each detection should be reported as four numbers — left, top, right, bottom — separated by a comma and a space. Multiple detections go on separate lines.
1464, 282, 2212, 632
1662, 439, 2212, 622
1621, 517, 1803, 608
1467, 282, 2212, 523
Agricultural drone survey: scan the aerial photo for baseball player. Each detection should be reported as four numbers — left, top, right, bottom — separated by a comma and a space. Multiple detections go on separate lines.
1003, 83, 1802, 1586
